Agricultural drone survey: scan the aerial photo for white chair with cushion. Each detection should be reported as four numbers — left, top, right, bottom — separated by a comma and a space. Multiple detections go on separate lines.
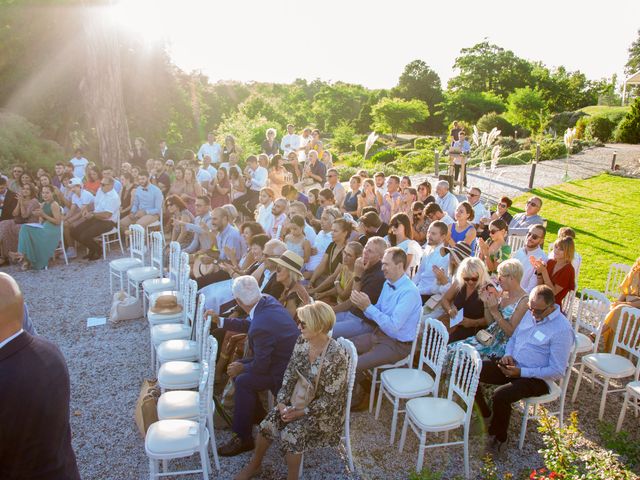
157, 336, 220, 472
147, 255, 190, 327
99, 212, 124, 260
146, 207, 165, 246
561, 290, 576, 322
571, 307, 640, 419
616, 378, 640, 432
507, 233, 526, 253
375, 318, 449, 445
109, 224, 145, 293
145, 360, 211, 480
572, 289, 609, 374
517, 343, 578, 449
127, 231, 163, 299
143, 242, 182, 316
604, 263, 632, 299
369, 319, 422, 413
398, 344, 482, 478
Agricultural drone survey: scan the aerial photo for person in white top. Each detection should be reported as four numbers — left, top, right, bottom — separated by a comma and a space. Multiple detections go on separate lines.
413, 221, 451, 301
374, 171, 387, 197
64, 178, 94, 258
512, 224, 548, 293
197, 155, 216, 186
296, 127, 312, 161
69, 176, 121, 260
69, 149, 89, 180
197, 132, 222, 163
280, 124, 301, 158
467, 187, 490, 223
324, 168, 346, 208
233, 155, 268, 220
435, 180, 459, 218
424, 201, 454, 226
268, 198, 288, 239
255, 187, 276, 233
288, 201, 316, 245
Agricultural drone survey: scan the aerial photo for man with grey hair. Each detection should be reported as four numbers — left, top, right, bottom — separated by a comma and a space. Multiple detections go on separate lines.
324, 167, 346, 208
435, 179, 458, 219
216, 276, 299, 457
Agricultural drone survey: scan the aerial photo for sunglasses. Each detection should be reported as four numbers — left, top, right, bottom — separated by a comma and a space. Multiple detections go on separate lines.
527, 232, 540, 240
528, 304, 550, 316
498, 203, 507, 208
463, 276, 479, 282
527, 201, 540, 207
467, 193, 479, 197
100, 182, 110, 186
489, 229, 500, 234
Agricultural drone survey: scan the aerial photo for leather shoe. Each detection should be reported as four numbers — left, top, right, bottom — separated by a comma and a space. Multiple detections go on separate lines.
218, 435, 255, 457
484, 435, 506, 457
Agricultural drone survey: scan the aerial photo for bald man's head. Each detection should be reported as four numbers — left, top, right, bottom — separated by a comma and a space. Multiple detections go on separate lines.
0, 273, 24, 340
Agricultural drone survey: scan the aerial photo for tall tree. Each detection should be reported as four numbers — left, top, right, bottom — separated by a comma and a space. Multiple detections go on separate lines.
80, 8, 131, 170
394, 60, 444, 134
370, 97, 429, 138
625, 29, 640, 75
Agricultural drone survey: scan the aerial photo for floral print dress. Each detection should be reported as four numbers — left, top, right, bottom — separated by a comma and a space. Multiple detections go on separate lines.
259, 336, 349, 455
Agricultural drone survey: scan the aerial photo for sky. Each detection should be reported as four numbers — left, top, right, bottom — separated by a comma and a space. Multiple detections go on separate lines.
113, 0, 640, 89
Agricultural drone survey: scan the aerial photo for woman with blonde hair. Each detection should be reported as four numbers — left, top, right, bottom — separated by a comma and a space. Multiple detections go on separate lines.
601, 257, 640, 351
533, 235, 575, 309
315, 241, 363, 305
235, 301, 348, 480
262, 128, 280, 157
439, 256, 491, 343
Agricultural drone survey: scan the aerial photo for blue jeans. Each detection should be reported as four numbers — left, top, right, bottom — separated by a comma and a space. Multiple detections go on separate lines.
332, 311, 374, 339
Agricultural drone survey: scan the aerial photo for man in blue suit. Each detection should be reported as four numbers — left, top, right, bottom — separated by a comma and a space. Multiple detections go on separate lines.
217, 275, 299, 456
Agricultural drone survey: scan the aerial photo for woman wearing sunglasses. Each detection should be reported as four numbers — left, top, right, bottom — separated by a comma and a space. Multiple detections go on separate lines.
477, 219, 511, 275
273, 250, 312, 320
439, 256, 492, 343
480, 196, 513, 240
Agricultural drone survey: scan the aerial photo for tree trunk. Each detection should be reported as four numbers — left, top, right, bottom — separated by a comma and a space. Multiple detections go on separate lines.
80, 7, 131, 170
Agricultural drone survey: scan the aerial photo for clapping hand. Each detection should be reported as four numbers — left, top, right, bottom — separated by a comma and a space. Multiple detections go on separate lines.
350, 290, 371, 310
432, 265, 447, 284
353, 257, 365, 278
224, 246, 236, 261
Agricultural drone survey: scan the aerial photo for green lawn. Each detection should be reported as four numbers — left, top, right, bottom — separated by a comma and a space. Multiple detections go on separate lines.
579, 105, 630, 119
510, 173, 640, 292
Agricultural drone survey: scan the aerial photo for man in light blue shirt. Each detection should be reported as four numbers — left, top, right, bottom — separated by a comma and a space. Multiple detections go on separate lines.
509, 196, 545, 236
183, 196, 213, 254
197, 132, 222, 163
435, 180, 459, 219
349, 247, 422, 409
451, 130, 471, 187
120, 172, 163, 232
475, 285, 574, 452
211, 207, 244, 264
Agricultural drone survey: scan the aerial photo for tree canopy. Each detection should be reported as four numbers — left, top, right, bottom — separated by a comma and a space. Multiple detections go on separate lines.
370, 97, 430, 138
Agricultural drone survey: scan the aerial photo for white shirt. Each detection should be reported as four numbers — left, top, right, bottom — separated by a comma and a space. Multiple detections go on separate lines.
71, 189, 94, 209
513, 246, 548, 293
196, 168, 212, 184
248, 166, 268, 191
325, 181, 346, 208
0, 329, 23, 349
471, 201, 490, 223
94, 188, 121, 223
197, 142, 222, 163
436, 191, 459, 219
439, 213, 455, 226
306, 230, 332, 271
375, 184, 387, 197
304, 223, 317, 245
413, 243, 450, 295
69, 157, 89, 179
281, 133, 301, 156
256, 202, 274, 232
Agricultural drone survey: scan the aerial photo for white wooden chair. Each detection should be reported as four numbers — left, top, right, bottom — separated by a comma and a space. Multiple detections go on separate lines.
398, 344, 482, 478
146, 207, 165, 247
572, 289, 609, 375
616, 378, 640, 432
147, 255, 190, 326
143, 241, 182, 315
375, 318, 449, 445
157, 336, 220, 472
299, 337, 358, 478
507, 233, 526, 254
127, 232, 163, 299
571, 307, 640, 419
52, 219, 69, 267
145, 360, 212, 480
99, 212, 124, 260
518, 343, 578, 449
561, 290, 576, 322
109, 224, 145, 293
369, 318, 422, 413
604, 263, 632, 300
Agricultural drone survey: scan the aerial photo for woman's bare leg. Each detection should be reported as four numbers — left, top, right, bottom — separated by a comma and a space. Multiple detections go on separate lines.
285, 452, 303, 480
234, 433, 271, 480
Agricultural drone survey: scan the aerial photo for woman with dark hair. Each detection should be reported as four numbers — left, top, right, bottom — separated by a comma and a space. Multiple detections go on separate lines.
400, 175, 412, 189
229, 165, 245, 201
166, 194, 194, 249
411, 201, 427, 244
342, 176, 361, 215
222, 135, 238, 163
209, 167, 231, 208
83, 166, 101, 194
0, 184, 40, 265
417, 181, 435, 205
447, 201, 477, 251
307, 188, 320, 219
477, 219, 511, 274
168, 167, 186, 196
533, 236, 576, 309
481, 196, 514, 240
38, 174, 66, 206
268, 154, 288, 198
357, 178, 382, 217
308, 216, 352, 294
130, 137, 150, 168
388, 212, 422, 273
119, 172, 135, 218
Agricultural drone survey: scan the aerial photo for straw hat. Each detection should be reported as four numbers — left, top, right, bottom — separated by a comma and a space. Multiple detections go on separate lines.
149, 294, 183, 315
441, 241, 472, 264
271, 250, 304, 277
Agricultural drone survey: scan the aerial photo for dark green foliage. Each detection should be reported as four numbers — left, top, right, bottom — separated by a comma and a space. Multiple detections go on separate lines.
443, 91, 506, 124
614, 97, 640, 144
370, 148, 399, 164
546, 111, 588, 133
533, 138, 567, 160
477, 113, 515, 137
496, 136, 520, 156
331, 121, 356, 152
584, 116, 616, 142
414, 137, 444, 151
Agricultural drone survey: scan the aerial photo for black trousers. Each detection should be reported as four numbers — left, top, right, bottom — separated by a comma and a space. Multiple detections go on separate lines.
474, 360, 549, 442
454, 163, 467, 187
448, 325, 482, 344
70, 217, 116, 255
233, 189, 259, 219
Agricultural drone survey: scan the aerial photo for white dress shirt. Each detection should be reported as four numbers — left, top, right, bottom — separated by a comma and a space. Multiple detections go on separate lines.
413, 243, 450, 295
248, 166, 268, 192
256, 202, 274, 232
71, 189, 94, 209
436, 191, 459, 219
197, 142, 222, 162
513, 246, 548, 293
281, 133, 301, 156
94, 188, 121, 223
471, 201, 490, 223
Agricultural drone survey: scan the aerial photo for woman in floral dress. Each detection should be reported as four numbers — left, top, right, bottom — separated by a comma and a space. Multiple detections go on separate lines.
235, 301, 348, 480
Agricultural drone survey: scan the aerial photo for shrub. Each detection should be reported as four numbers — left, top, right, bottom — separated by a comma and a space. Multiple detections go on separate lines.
414, 137, 444, 151
355, 140, 384, 157
546, 111, 588, 134
0, 111, 65, 173
586, 116, 615, 142
370, 148, 399, 164
388, 149, 435, 174
496, 136, 520, 156
337, 166, 358, 182
533, 138, 567, 161
614, 97, 640, 144
331, 121, 356, 152
476, 113, 515, 137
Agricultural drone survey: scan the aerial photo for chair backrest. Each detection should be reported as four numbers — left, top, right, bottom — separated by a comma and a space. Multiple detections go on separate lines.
337, 337, 358, 431
192, 294, 211, 360
507, 234, 526, 253
558, 341, 579, 399
605, 263, 632, 299
418, 318, 449, 397
611, 308, 640, 364
561, 290, 576, 320
204, 336, 218, 420
168, 241, 181, 281
574, 288, 610, 349
407, 316, 424, 367
150, 232, 164, 271
197, 360, 210, 443
183, 279, 198, 327
129, 224, 146, 262
447, 344, 482, 422
177, 252, 190, 293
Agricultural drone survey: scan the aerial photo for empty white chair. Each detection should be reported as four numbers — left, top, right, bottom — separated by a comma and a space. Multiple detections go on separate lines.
616, 379, 640, 432
604, 263, 632, 299
150, 280, 198, 369
54, 220, 69, 266
146, 207, 165, 246
156, 295, 211, 367
147, 256, 191, 327
100, 212, 124, 260
369, 319, 422, 413
572, 289, 609, 373
571, 307, 640, 419
561, 290, 576, 322
143, 242, 182, 315
507, 233, 526, 253
157, 336, 220, 471
145, 361, 212, 480
109, 224, 145, 293
517, 343, 578, 449
127, 231, 163, 299
376, 318, 449, 445
398, 344, 482, 479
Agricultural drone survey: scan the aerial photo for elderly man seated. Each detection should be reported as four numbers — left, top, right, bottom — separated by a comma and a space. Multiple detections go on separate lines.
434, 180, 458, 219
508, 196, 544, 235
474, 285, 574, 454
215, 276, 299, 457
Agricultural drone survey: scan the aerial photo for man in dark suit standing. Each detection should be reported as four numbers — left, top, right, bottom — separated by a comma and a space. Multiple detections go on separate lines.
0, 176, 18, 222
216, 275, 299, 456
0, 273, 80, 480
